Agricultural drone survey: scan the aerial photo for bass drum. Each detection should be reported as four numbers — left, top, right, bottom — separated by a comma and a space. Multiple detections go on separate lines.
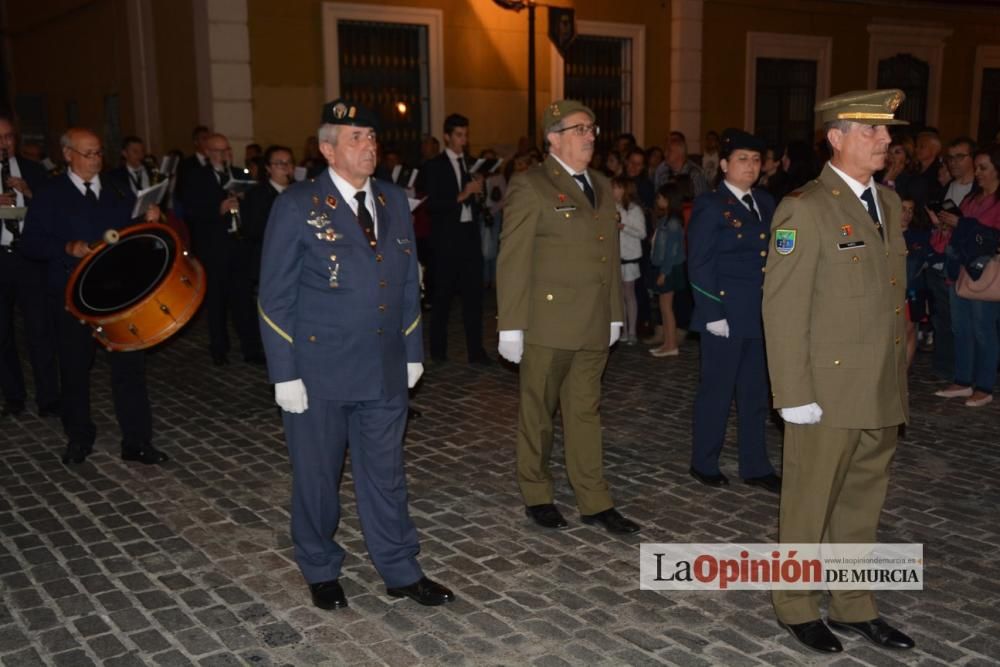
65, 222, 206, 351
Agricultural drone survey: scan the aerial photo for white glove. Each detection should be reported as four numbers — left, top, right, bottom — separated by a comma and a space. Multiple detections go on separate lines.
610, 322, 623, 346
779, 403, 823, 424
275, 379, 308, 414
407, 362, 423, 388
498, 330, 524, 363
706, 319, 730, 338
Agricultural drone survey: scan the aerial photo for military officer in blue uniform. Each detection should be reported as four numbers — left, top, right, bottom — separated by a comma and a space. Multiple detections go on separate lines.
687, 129, 781, 493
257, 99, 454, 611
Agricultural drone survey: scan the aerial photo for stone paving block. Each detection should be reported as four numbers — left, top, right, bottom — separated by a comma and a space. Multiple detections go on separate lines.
51, 649, 97, 667
152, 649, 195, 666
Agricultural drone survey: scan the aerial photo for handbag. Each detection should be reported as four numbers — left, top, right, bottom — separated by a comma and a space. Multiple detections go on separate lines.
955, 255, 1000, 301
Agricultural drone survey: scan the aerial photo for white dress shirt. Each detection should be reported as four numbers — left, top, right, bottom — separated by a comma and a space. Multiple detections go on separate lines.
722, 180, 758, 215
550, 152, 594, 193
445, 147, 473, 222
328, 167, 377, 239
0, 156, 25, 246
68, 169, 102, 199
828, 161, 883, 223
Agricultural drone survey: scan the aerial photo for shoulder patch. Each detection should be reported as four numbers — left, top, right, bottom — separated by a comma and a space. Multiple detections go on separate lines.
774, 228, 796, 255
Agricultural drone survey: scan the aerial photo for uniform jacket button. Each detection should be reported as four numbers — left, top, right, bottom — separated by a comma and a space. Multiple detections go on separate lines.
598, 235, 605, 241
308, 335, 317, 342
895, 306, 901, 314
546, 294, 554, 301
834, 360, 841, 366
737, 233, 743, 239
600, 256, 607, 262
378, 304, 386, 312
759, 250, 766, 257
852, 256, 860, 263
376, 253, 384, 262
759, 233, 766, 240
894, 336, 901, 344
719, 290, 726, 296
379, 280, 387, 288
890, 278, 897, 285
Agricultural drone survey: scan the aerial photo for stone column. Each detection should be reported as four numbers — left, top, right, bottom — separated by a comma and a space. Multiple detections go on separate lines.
670, 0, 703, 153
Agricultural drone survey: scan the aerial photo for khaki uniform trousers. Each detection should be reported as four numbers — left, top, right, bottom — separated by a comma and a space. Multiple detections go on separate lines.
772, 423, 898, 625
516, 343, 613, 515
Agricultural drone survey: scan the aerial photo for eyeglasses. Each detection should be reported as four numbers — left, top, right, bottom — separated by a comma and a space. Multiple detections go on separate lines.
945, 153, 970, 162
68, 147, 103, 159
556, 123, 600, 137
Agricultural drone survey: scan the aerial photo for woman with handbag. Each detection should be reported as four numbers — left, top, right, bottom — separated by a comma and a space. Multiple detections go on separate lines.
930, 145, 1000, 408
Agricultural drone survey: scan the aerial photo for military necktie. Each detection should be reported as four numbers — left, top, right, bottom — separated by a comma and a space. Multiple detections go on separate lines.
742, 193, 760, 222
573, 173, 596, 208
859, 188, 883, 240
84, 181, 98, 204
354, 191, 377, 250
131, 169, 143, 192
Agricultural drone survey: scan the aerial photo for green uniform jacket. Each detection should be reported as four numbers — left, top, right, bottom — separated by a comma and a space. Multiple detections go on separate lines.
762, 163, 909, 429
497, 156, 624, 351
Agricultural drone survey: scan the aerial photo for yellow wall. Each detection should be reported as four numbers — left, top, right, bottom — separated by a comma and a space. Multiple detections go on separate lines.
702, 0, 1000, 143
247, 0, 670, 157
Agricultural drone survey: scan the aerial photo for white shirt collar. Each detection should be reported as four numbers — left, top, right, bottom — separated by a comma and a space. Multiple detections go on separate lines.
828, 161, 876, 199
269, 179, 288, 193
328, 167, 376, 236
445, 147, 463, 162
550, 152, 590, 182
722, 180, 753, 201
68, 168, 101, 197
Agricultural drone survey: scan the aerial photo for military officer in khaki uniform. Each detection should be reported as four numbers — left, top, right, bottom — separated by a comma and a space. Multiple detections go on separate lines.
763, 90, 916, 654
497, 100, 639, 535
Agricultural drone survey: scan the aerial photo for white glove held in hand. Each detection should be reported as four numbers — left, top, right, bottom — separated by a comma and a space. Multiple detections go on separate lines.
275, 379, 308, 414
706, 319, 730, 338
780, 403, 823, 424
610, 322, 623, 346
498, 330, 524, 364
407, 362, 423, 389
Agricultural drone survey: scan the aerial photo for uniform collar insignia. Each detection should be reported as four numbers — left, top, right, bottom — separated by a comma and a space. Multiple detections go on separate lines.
312, 194, 320, 207
376, 192, 387, 207
326, 194, 337, 209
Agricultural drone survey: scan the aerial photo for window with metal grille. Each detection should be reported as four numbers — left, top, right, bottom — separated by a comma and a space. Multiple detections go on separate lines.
755, 58, 816, 150
978, 68, 1000, 146
337, 20, 429, 166
563, 35, 632, 148
877, 54, 929, 127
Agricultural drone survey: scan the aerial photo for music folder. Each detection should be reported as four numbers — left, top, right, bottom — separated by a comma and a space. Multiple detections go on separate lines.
130, 181, 169, 219
468, 158, 503, 175
222, 178, 258, 195
159, 154, 179, 177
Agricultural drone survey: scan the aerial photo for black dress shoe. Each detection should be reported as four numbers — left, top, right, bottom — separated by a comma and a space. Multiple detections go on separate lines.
62, 442, 92, 465
744, 473, 782, 494
828, 618, 915, 650
525, 503, 568, 529
309, 580, 347, 610
386, 576, 455, 606
690, 467, 729, 487
1, 400, 25, 417
580, 507, 640, 534
781, 620, 844, 654
121, 445, 169, 465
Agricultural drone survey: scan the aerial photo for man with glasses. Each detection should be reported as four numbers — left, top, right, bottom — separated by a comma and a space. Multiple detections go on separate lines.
19, 128, 167, 466
497, 100, 640, 535
242, 145, 294, 292
0, 113, 58, 419
181, 133, 263, 366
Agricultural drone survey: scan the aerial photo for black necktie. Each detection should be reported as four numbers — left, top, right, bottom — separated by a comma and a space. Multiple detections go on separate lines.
573, 173, 596, 208
742, 193, 760, 222
215, 170, 226, 186
354, 191, 377, 250
131, 169, 143, 191
84, 181, 98, 203
860, 188, 883, 239
456, 154, 470, 188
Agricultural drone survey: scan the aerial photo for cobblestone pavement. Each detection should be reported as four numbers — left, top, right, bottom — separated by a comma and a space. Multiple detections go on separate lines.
2, 298, 999, 666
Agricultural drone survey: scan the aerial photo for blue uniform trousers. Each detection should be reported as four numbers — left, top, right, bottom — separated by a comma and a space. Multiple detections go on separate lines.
283, 391, 423, 588
691, 334, 774, 479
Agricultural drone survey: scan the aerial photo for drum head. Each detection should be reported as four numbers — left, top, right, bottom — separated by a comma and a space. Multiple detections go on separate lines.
72, 229, 176, 316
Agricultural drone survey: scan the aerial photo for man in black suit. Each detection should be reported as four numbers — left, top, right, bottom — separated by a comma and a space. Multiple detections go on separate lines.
175, 124, 210, 204
241, 144, 294, 290
19, 127, 168, 465
0, 114, 58, 418
417, 113, 489, 364
180, 132, 262, 365
106, 135, 153, 196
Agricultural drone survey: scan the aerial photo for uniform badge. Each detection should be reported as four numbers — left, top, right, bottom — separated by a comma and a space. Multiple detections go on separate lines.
311, 194, 320, 207
731, 220, 743, 229
332, 103, 348, 120
558, 193, 567, 203
306, 211, 330, 228
326, 195, 337, 209
840, 224, 853, 237
774, 229, 796, 255
376, 193, 387, 207
328, 263, 340, 288
316, 228, 343, 242
550, 102, 561, 118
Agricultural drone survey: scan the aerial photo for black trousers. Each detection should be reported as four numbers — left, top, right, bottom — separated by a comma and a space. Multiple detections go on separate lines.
0, 250, 58, 408
201, 238, 261, 359
53, 300, 152, 449
430, 248, 484, 361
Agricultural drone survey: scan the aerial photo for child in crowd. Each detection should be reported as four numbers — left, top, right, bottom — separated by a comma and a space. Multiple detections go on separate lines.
613, 176, 646, 345
648, 182, 687, 357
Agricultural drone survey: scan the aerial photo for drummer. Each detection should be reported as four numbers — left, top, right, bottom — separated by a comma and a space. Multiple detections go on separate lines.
20, 127, 169, 466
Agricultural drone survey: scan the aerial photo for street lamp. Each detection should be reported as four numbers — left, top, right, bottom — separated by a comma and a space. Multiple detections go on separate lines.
493, 0, 537, 142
